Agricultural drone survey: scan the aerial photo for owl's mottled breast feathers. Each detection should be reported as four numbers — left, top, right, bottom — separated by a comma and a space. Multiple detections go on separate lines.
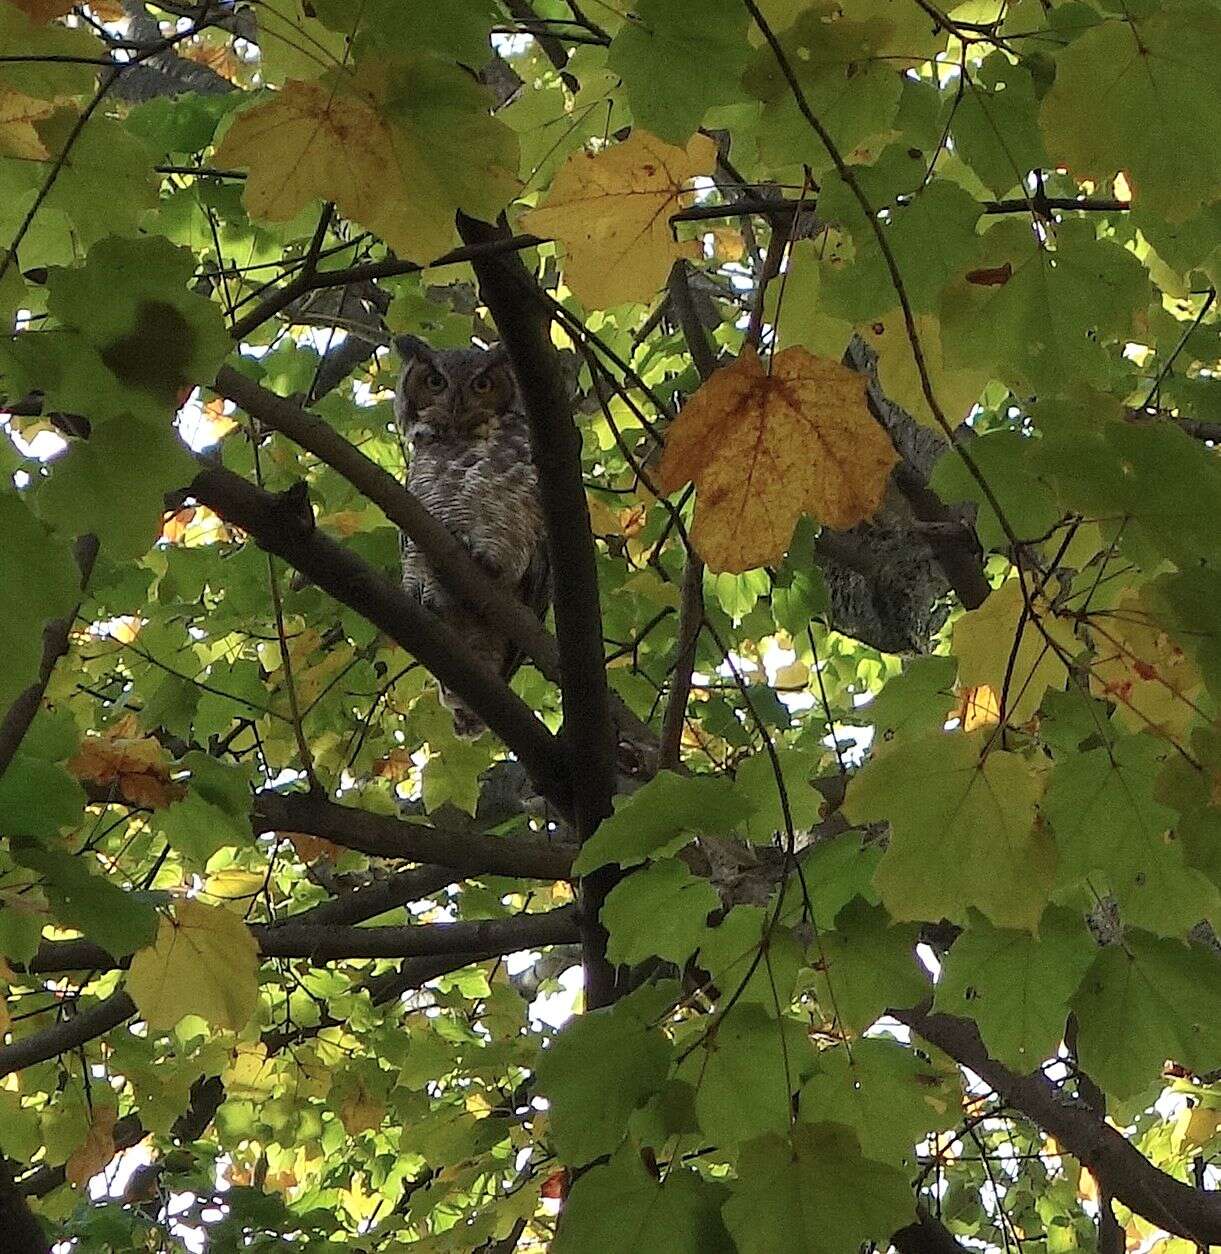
393, 337, 550, 735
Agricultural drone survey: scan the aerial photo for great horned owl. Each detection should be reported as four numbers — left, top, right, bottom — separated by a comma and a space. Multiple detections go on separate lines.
393, 335, 549, 738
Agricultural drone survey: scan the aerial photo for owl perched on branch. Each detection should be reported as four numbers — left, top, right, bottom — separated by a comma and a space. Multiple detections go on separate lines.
393, 336, 549, 738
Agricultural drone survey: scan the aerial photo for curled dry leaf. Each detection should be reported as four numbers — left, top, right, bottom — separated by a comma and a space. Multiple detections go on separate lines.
521, 129, 716, 309
68, 715, 187, 810
658, 345, 897, 572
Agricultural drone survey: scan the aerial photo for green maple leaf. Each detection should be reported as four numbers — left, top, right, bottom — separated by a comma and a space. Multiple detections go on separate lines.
1043, 735, 1219, 936
741, 2, 902, 176
573, 770, 754, 874
555, 1149, 732, 1254
0, 4, 101, 100
798, 1037, 960, 1168
845, 730, 1053, 931
722, 1124, 914, 1254
1033, 394, 1221, 569
534, 1002, 671, 1166
608, 0, 751, 143
1039, 1, 1221, 222
46, 235, 229, 418
1071, 931, 1221, 1098
35, 418, 196, 560
602, 859, 720, 967
931, 430, 1061, 551
942, 219, 1149, 396
860, 655, 958, 748
951, 54, 1048, 197
685, 1008, 813, 1146
14, 846, 158, 957
810, 897, 927, 1033
0, 113, 157, 270
698, 905, 804, 1015
0, 490, 79, 709
820, 180, 983, 319
733, 746, 826, 844
934, 907, 1097, 1070
0, 753, 83, 840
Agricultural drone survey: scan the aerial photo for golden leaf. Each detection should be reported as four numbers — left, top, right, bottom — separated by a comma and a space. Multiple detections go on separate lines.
65, 1103, 117, 1189
956, 684, 1001, 732
373, 747, 415, 782
68, 721, 187, 810
127, 898, 260, 1031
520, 130, 716, 309
213, 59, 519, 262
953, 579, 1079, 727
658, 345, 897, 572
0, 87, 53, 159
1088, 591, 1205, 742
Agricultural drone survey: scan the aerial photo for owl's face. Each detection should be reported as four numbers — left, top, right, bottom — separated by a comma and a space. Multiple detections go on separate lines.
393, 336, 518, 438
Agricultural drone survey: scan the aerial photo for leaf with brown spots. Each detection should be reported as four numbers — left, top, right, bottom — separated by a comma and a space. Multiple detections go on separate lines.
520, 129, 716, 309
657, 346, 897, 572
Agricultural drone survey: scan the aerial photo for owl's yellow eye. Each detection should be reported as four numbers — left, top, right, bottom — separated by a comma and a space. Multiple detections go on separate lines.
424, 370, 447, 392
471, 374, 494, 394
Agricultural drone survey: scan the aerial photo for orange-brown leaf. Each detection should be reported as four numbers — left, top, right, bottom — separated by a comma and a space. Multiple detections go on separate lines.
658, 346, 897, 572
65, 1104, 118, 1189
10, 0, 74, 23
68, 721, 186, 810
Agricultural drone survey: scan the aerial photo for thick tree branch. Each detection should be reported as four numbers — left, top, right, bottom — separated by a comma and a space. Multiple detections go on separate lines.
186, 465, 573, 814
897, 1008, 1221, 1246
27, 904, 579, 974
0, 535, 99, 778
253, 790, 576, 881
456, 213, 620, 1008
0, 991, 136, 1079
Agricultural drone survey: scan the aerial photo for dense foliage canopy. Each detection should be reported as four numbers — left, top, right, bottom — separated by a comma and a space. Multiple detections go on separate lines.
0, 1, 1218, 1250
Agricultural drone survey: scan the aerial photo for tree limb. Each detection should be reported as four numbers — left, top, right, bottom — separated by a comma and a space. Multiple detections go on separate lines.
186, 464, 573, 814
897, 1008, 1221, 1246
0, 991, 137, 1079
456, 213, 620, 1009
253, 790, 576, 881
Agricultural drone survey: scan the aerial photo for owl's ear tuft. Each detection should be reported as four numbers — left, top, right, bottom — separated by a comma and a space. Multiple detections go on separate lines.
394, 334, 434, 362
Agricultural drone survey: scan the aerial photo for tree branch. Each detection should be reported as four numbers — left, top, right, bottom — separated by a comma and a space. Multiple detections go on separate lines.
0, 535, 99, 778
0, 991, 136, 1079
897, 1008, 1221, 1246
0, 1158, 48, 1253
253, 790, 576, 881
186, 464, 573, 815
456, 213, 620, 1009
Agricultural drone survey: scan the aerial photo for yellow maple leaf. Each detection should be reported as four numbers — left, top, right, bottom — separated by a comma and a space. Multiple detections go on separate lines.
953, 578, 1080, 726
213, 59, 519, 262
1088, 591, 1205, 742
658, 345, 897, 572
127, 898, 260, 1031
68, 718, 187, 810
520, 130, 716, 309
65, 1103, 117, 1189
0, 87, 53, 160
